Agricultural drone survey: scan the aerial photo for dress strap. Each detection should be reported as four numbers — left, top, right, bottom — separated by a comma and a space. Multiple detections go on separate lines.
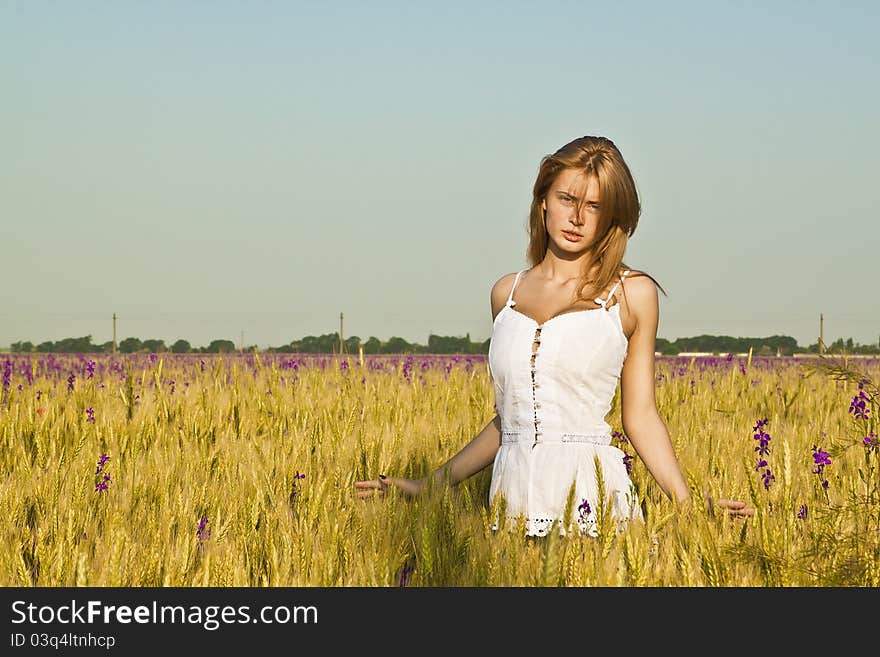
594, 270, 631, 309
506, 269, 529, 307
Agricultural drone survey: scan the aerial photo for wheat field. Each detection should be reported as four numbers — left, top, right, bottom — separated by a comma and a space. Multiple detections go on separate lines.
1, 351, 877, 586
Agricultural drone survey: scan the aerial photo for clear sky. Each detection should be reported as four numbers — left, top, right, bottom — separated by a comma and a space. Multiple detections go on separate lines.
2, 1, 878, 351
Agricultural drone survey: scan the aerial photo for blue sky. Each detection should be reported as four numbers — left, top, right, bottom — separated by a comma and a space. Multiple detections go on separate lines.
2, 1, 878, 350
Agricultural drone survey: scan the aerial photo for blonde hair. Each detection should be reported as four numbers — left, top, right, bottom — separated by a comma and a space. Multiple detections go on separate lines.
526, 135, 666, 304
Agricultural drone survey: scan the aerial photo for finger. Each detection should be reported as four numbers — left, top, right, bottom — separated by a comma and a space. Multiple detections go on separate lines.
355, 488, 385, 499
716, 499, 746, 509
354, 481, 380, 490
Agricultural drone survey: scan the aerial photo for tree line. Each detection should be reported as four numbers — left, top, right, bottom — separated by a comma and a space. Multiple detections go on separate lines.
6, 332, 880, 355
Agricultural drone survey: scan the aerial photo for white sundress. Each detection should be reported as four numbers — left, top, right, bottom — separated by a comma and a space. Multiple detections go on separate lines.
487, 267, 643, 537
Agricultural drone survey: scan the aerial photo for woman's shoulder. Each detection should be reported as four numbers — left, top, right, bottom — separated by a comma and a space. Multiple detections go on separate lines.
491, 269, 523, 294
619, 269, 659, 326
490, 270, 525, 321
620, 268, 657, 292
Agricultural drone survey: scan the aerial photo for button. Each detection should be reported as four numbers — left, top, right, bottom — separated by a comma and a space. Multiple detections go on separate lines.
535, 402, 542, 408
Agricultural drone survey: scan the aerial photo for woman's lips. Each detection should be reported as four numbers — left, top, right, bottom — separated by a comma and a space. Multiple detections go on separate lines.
562, 231, 582, 242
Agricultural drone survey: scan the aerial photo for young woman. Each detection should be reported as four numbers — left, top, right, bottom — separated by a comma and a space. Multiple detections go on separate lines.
355, 135, 754, 536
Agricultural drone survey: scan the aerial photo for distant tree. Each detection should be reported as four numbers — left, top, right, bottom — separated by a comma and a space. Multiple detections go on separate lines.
118, 337, 143, 353
205, 339, 236, 353
266, 342, 296, 353
383, 337, 412, 354
11, 341, 34, 353
42, 335, 95, 353
36, 341, 55, 353
142, 339, 167, 353
363, 337, 382, 354
171, 339, 191, 353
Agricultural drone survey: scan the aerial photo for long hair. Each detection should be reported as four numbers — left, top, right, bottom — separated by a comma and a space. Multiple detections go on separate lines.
526, 135, 666, 304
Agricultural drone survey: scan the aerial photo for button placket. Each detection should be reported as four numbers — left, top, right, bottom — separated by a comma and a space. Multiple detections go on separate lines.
530, 324, 542, 449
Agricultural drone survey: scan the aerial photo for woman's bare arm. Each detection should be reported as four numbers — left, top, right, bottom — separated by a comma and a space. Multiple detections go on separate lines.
421, 414, 502, 488
424, 274, 512, 488
353, 273, 512, 499
620, 275, 753, 517
619, 278, 691, 507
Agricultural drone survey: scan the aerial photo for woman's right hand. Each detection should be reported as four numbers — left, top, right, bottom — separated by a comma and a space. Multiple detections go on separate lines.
354, 475, 426, 499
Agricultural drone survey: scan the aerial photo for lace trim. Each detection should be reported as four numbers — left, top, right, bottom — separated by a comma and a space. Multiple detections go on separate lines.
491, 498, 639, 538
491, 513, 600, 537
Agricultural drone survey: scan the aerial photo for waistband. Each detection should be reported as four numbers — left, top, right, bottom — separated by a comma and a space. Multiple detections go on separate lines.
501, 429, 612, 446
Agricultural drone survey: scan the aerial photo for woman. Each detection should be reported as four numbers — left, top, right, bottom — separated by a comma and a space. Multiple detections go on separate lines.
355, 135, 754, 536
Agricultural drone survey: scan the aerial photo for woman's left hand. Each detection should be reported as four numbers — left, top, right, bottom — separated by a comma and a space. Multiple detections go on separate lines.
706, 495, 755, 518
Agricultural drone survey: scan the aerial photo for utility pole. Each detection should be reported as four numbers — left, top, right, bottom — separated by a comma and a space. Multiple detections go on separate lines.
339, 312, 344, 354
819, 313, 825, 354
112, 313, 117, 354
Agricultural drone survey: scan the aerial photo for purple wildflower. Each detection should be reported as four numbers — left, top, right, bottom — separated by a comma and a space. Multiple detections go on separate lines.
197, 516, 211, 542
85, 407, 95, 423
95, 473, 111, 493
812, 446, 832, 469
86, 360, 95, 379
753, 418, 771, 457
397, 562, 415, 587
751, 419, 775, 489
849, 386, 871, 420
811, 445, 832, 489
622, 452, 634, 474
67, 373, 75, 391
797, 504, 807, 520
577, 498, 592, 521
402, 355, 414, 383
864, 431, 877, 451
95, 453, 110, 474
289, 471, 306, 513
149, 354, 157, 364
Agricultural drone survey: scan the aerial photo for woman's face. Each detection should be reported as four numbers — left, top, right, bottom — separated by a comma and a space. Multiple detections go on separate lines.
541, 168, 602, 251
